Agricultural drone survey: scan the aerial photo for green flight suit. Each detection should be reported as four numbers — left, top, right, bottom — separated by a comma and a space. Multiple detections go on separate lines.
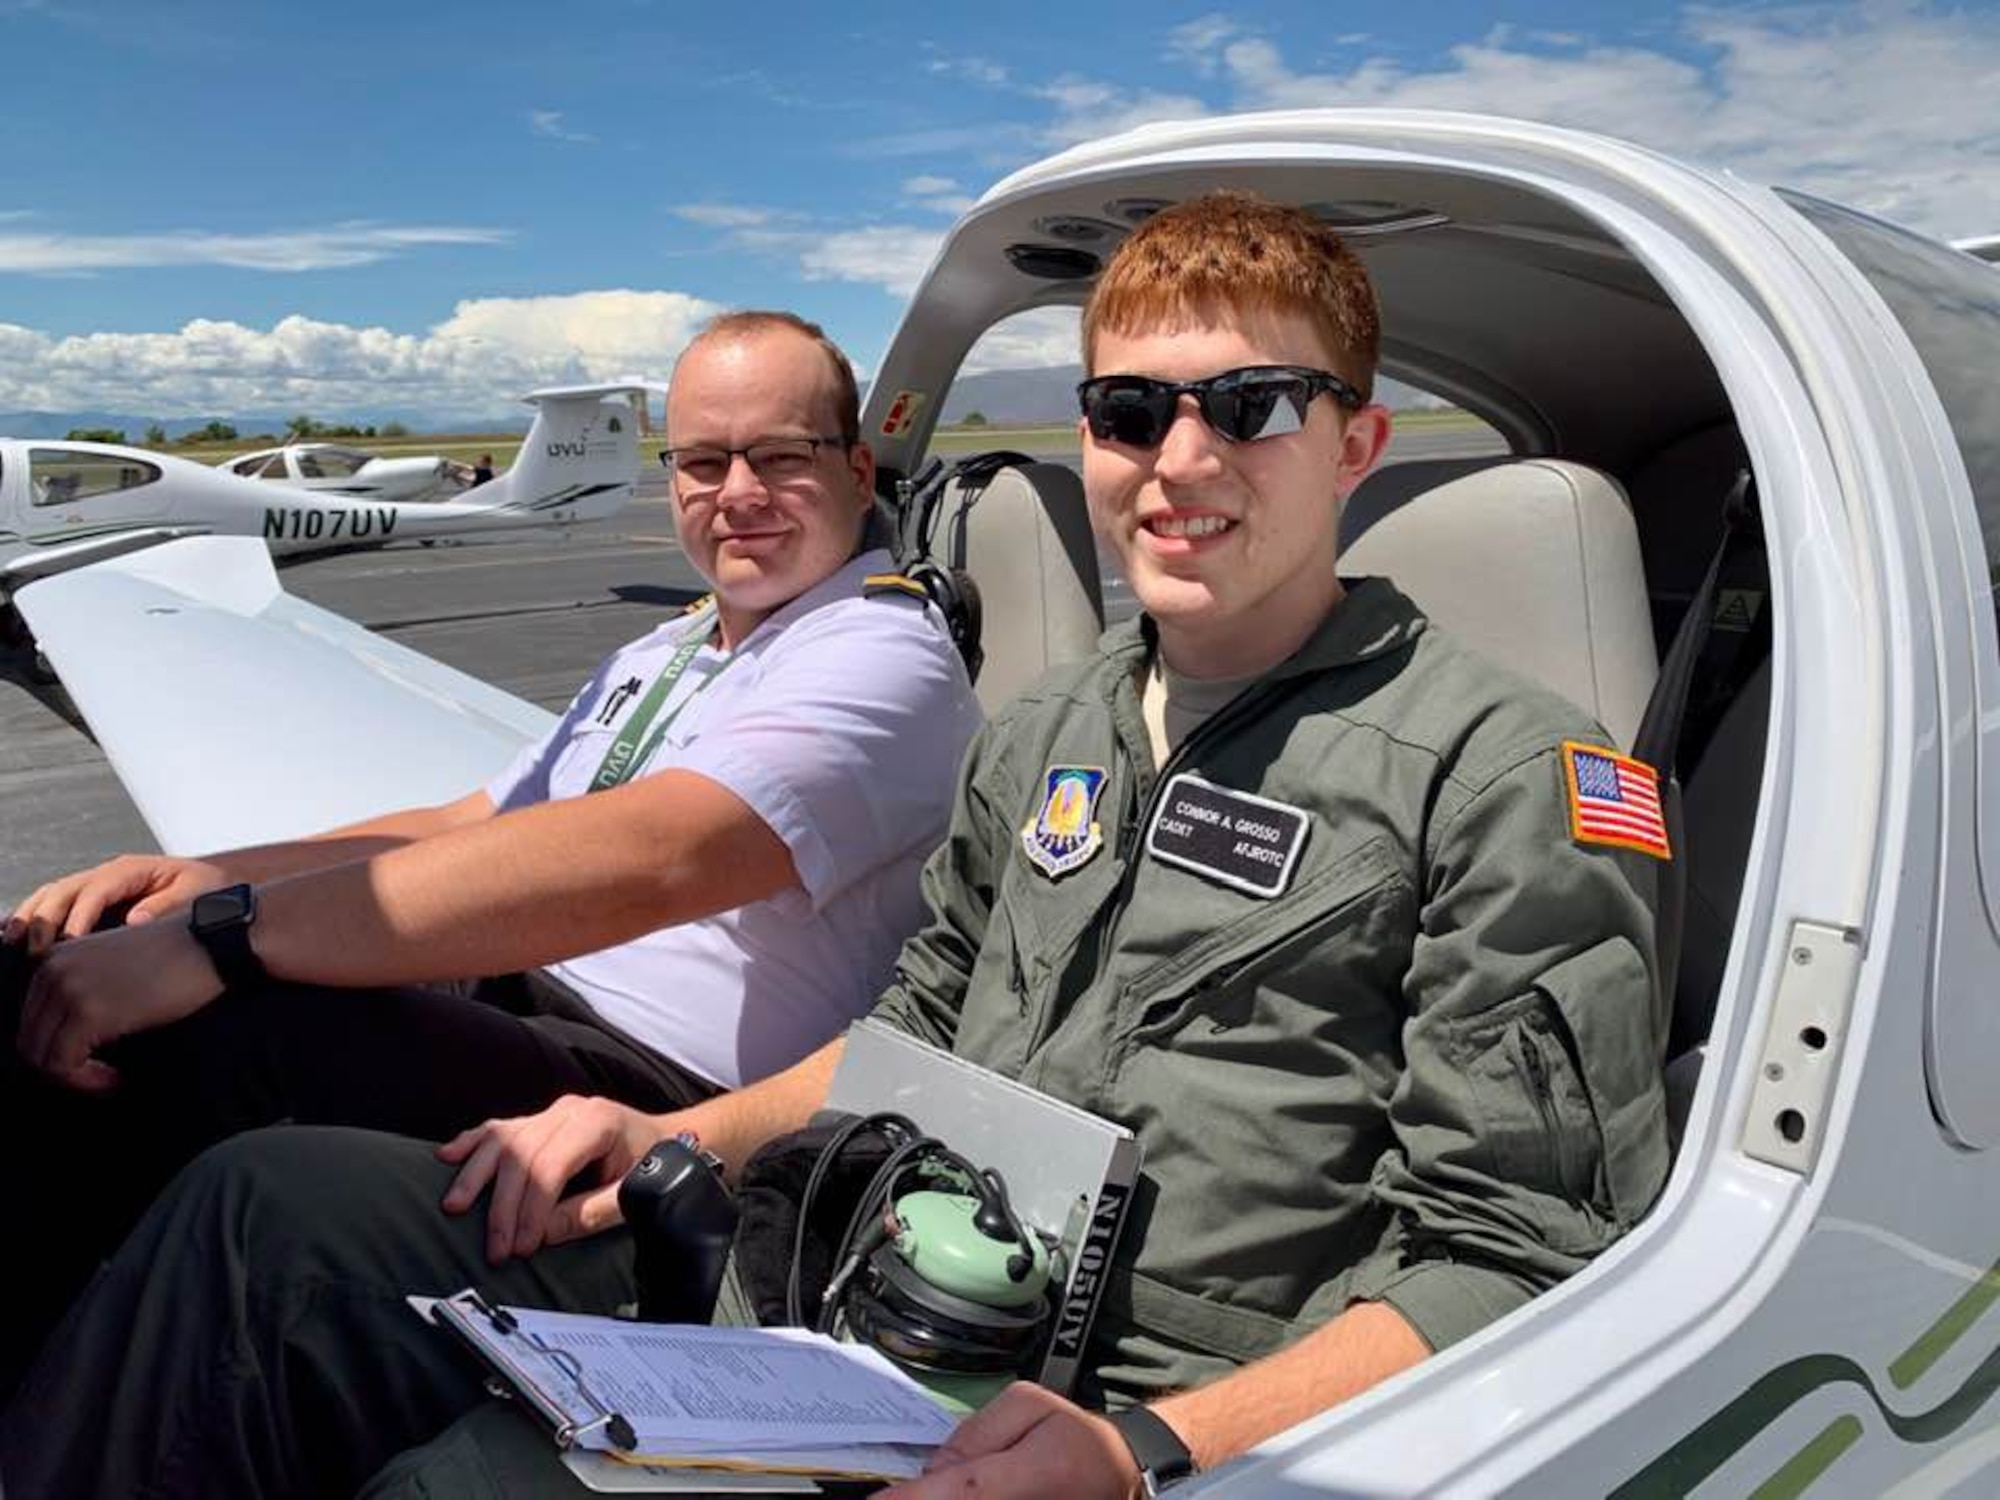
0, 579, 1673, 1500
873, 576, 1671, 1401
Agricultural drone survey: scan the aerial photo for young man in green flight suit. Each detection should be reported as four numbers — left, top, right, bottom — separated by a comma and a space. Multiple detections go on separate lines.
0, 193, 1672, 1500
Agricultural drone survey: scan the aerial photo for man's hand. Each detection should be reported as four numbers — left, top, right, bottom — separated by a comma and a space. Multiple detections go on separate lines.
5, 854, 230, 957
882, 1383, 1144, 1500
437, 1095, 674, 1264
15, 920, 225, 1091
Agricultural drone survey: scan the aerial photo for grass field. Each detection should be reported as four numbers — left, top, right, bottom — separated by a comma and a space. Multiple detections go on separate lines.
154, 406, 1488, 470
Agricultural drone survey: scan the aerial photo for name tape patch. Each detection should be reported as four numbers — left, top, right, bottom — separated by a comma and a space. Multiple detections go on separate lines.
1146, 773, 1309, 898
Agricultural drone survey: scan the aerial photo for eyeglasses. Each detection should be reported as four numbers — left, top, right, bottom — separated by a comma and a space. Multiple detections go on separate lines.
660, 435, 850, 492
1076, 364, 1363, 448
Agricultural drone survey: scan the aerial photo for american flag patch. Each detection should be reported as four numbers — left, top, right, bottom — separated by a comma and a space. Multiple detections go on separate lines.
1562, 741, 1671, 860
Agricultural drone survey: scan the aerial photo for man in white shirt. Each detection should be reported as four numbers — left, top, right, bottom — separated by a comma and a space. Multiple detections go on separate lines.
0, 309, 984, 1389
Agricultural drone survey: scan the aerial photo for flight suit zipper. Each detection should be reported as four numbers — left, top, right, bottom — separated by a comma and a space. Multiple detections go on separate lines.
1515, 1025, 1574, 1197
1098, 672, 1296, 972
1021, 659, 1307, 1067
1076, 669, 1328, 1103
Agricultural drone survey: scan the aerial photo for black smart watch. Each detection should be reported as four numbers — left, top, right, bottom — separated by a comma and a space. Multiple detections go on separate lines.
188, 883, 268, 992
1108, 1406, 1197, 1495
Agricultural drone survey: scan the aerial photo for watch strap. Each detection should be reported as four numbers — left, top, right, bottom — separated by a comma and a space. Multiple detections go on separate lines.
189, 883, 267, 993
1108, 1406, 1196, 1494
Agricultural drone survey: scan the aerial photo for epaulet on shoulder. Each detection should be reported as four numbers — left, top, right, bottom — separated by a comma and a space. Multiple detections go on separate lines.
863, 572, 929, 603
681, 592, 715, 616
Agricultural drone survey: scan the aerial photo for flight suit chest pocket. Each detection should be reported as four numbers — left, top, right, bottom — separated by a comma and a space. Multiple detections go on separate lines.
953, 835, 1128, 1075
1119, 834, 1404, 1047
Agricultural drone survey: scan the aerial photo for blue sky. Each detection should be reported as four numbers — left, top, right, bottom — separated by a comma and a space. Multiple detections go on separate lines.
2, 0, 1996, 419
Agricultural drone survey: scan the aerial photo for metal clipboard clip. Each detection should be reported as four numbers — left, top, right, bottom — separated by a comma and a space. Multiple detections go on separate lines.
460, 1290, 639, 1452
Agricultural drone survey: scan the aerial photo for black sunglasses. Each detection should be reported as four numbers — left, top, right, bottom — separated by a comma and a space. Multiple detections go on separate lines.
1077, 364, 1363, 448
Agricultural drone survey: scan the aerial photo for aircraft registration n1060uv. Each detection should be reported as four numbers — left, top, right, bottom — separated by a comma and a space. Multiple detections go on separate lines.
15, 110, 2000, 1495
0, 380, 656, 593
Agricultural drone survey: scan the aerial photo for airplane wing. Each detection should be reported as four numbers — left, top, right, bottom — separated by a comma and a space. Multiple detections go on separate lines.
1953, 233, 2000, 264
14, 536, 554, 855
1, 525, 208, 586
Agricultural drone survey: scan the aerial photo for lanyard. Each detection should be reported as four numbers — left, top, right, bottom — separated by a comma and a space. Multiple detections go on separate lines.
588, 604, 739, 791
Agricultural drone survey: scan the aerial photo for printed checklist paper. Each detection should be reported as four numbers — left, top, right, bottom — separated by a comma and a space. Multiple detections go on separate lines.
416, 1292, 955, 1480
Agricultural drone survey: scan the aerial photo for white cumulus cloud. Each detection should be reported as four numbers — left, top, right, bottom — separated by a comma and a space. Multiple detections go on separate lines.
1034, 75, 1211, 146
960, 306, 1081, 375
1042, 1, 2000, 236
1166, 14, 1239, 74
0, 290, 722, 420
793, 226, 947, 298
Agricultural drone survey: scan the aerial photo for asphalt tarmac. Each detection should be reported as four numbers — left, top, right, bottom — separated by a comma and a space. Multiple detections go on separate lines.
0, 426, 1504, 902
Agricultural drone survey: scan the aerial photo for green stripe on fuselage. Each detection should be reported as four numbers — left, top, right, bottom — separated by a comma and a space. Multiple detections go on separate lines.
1748, 1416, 1863, 1500
1616, 1252, 2000, 1496
1892, 1260, 2000, 1390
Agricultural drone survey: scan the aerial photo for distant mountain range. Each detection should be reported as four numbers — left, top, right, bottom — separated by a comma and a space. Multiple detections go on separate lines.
0, 410, 533, 441
2, 367, 1446, 442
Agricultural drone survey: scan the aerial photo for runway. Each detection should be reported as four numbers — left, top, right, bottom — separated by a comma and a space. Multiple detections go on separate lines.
0, 425, 1503, 902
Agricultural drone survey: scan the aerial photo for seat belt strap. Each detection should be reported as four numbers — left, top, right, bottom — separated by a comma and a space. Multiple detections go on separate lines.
1631, 470, 1754, 1051
1634, 471, 1753, 776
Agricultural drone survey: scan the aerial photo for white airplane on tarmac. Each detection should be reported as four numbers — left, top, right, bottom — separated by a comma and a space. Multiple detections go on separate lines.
0, 380, 653, 594
220, 442, 471, 504
14, 110, 2000, 1495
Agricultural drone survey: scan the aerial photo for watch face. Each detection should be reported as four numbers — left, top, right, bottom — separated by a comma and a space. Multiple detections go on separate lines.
192, 886, 252, 932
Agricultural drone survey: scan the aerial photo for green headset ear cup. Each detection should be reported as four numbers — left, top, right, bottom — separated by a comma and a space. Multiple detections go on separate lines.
845, 1244, 1050, 1374
892, 1190, 1050, 1307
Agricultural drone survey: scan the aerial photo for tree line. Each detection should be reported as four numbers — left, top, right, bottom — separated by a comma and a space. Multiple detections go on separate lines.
64, 416, 413, 447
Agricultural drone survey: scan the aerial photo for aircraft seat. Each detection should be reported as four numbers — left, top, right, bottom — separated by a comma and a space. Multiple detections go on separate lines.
1340, 458, 1660, 748
937, 461, 1105, 713
1343, 457, 1763, 1144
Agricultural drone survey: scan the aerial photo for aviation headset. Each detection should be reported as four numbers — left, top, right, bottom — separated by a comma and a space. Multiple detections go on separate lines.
894, 451, 1041, 687
790, 1112, 1056, 1376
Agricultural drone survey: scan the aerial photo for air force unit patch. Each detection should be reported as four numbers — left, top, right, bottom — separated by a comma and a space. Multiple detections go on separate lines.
1022, 766, 1109, 879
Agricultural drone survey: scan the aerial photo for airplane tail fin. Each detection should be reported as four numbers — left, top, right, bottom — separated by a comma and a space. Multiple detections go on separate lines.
484, 381, 665, 522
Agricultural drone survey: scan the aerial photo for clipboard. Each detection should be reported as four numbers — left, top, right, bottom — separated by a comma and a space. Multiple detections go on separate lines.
415, 1290, 639, 1452
410, 1293, 954, 1481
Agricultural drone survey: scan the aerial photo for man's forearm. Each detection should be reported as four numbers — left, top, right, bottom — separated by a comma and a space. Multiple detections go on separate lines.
204, 794, 493, 886
1152, 1300, 1430, 1472
246, 771, 791, 987
678, 1037, 846, 1181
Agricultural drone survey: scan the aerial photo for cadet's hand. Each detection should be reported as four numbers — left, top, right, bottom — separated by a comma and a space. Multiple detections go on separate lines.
882, 1382, 1144, 1500
4, 853, 230, 957
16, 920, 224, 1091
438, 1094, 672, 1263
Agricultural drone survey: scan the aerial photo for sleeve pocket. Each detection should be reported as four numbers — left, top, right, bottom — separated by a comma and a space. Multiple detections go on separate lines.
1534, 935, 1669, 1226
